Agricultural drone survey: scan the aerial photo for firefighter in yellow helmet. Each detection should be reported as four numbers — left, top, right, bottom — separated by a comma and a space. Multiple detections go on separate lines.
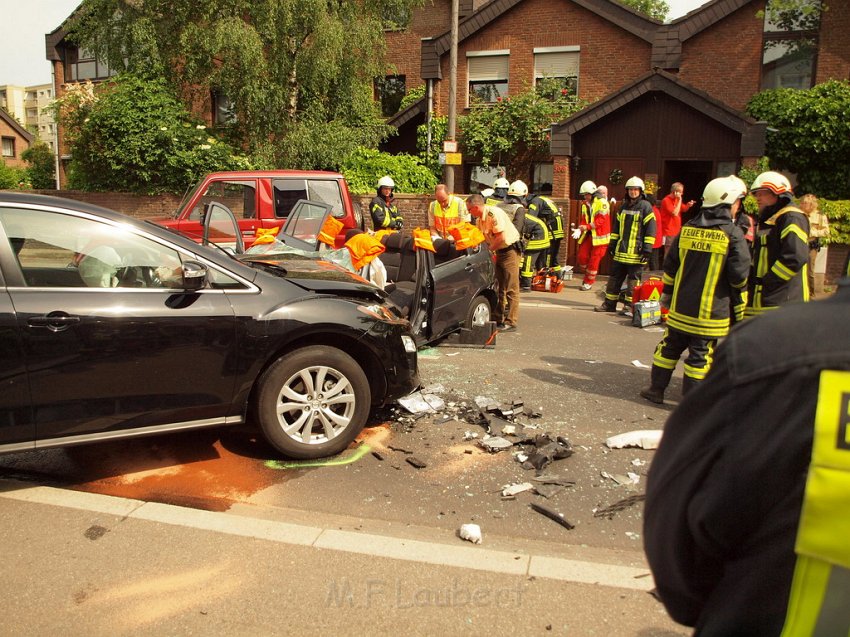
645, 275, 850, 635
745, 170, 810, 317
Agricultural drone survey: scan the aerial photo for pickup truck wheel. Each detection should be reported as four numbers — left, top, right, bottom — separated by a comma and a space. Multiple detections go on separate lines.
256, 346, 370, 459
466, 294, 491, 328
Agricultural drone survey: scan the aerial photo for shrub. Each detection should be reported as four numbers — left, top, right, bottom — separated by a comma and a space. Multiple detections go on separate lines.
339, 147, 438, 195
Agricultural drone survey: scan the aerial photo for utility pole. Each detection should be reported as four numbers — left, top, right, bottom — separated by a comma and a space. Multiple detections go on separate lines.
443, 0, 459, 192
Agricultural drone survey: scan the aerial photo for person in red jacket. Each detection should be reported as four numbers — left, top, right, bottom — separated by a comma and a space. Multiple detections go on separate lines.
659, 183, 695, 254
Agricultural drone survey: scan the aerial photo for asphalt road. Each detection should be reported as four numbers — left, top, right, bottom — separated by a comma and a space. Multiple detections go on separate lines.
0, 281, 690, 635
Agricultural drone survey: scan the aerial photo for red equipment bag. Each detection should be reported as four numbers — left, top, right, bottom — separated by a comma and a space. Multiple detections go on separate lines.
531, 270, 564, 293
633, 274, 667, 318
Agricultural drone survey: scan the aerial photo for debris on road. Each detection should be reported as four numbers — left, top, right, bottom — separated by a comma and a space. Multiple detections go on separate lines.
406, 456, 427, 469
605, 430, 663, 450
516, 434, 573, 471
398, 389, 446, 414
458, 523, 483, 544
529, 503, 575, 530
479, 436, 514, 452
630, 359, 651, 369
593, 494, 646, 519
501, 482, 534, 497
371, 451, 385, 461
601, 471, 641, 486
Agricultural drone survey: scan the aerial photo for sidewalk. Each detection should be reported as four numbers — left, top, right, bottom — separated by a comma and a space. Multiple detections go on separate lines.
0, 479, 686, 636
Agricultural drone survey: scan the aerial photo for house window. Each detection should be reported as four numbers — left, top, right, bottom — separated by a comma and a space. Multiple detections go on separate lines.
468, 165, 505, 194
531, 163, 554, 195
212, 91, 237, 126
2, 137, 14, 158
534, 48, 579, 99
761, 2, 820, 90
64, 46, 116, 82
467, 51, 509, 106
375, 75, 406, 117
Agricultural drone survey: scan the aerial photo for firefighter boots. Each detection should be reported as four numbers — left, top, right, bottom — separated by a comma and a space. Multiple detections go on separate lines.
640, 386, 665, 404
594, 301, 617, 312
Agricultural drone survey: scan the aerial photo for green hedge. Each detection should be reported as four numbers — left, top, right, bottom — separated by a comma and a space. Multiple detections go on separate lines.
821, 199, 850, 245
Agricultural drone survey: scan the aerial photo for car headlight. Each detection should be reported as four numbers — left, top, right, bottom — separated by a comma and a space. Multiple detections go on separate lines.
401, 335, 417, 353
357, 303, 406, 324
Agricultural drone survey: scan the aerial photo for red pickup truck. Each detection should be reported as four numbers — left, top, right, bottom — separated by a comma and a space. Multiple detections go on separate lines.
152, 170, 365, 248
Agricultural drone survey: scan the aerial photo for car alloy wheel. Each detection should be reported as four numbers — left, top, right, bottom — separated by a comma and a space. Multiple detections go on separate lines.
256, 346, 370, 458
466, 294, 492, 328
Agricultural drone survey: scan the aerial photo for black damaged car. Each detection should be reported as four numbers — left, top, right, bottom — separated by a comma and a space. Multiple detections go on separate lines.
0, 192, 419, 459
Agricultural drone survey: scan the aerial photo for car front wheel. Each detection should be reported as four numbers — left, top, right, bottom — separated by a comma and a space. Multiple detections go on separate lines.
256, 346, 370, 458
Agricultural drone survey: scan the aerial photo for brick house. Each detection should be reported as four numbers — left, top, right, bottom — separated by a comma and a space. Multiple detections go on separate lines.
0, 108, 34, 170
379, 0, 850, 199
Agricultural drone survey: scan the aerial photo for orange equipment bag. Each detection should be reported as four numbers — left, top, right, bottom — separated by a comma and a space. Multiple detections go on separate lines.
531, 269, 564, 293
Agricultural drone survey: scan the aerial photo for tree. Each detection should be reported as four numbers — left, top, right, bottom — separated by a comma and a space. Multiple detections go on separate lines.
22, 143, 56, 189
617, 0, 669, 21
68, 0, 422, 169
457, 81, 588, 179
746, 80, 850, 199
50, 74, 249, 194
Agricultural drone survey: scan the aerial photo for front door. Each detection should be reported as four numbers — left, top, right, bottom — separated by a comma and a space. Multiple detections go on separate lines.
0, 206, 239, 445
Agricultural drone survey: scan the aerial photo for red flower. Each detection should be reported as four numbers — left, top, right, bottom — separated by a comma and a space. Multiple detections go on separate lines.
496, 97, 502, 102
561, 88, 568, 95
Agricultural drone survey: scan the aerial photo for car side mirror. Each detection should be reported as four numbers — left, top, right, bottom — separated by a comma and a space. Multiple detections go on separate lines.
181, 260, 208, 291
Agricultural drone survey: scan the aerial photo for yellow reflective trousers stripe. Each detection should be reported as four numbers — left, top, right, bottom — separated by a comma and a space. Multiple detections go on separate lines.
781, 370, 850, 636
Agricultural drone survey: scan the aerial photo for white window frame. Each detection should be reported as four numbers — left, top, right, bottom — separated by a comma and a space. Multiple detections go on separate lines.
533, 46, 580, 98
467, 50, 510, 107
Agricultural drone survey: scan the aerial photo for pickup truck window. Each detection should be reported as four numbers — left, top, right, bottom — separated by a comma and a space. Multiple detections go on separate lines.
273, 179, 344, 219
189, 180, 257, 221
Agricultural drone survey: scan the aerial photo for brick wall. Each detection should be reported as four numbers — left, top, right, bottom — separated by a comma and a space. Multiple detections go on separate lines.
0, 119, 30, 170
432, 0, 651, 114
32, 189, 184, 220
678, 0, 765, 111
384, 0, 451, 89
816, 1, 850, 83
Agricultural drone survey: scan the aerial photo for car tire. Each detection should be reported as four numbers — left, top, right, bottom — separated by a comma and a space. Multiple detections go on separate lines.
256, 346, 371, 459
466, 294, 492, 328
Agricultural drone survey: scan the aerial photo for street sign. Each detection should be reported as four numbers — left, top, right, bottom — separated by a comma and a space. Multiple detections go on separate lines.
442, 141, 458, 153
444, 152, 462, 165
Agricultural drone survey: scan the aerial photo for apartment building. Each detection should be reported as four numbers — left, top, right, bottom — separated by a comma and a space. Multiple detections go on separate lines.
0, 84, 56, 150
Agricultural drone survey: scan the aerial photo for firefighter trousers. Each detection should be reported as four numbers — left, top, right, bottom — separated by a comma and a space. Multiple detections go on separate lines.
650, 325, 717, 389
603, 261, 642, 309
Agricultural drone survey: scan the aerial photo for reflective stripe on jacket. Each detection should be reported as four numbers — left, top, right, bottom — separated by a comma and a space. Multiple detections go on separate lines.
746, 205, 810, 317
522, 213, 551, 251
430, 195, 467, 238
781, 369, 850, 636
662, 210, 750, 338
528, 196, 565, 239
611, 197, 656, 264
370, 196, 402, 229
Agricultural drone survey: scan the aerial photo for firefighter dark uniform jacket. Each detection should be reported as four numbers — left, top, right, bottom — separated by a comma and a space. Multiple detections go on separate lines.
662, 205, 750, 339
370, 192, 403, 230
644, 279, 850, 636
610, 196, 656, 264
578, 194, 611, 247
746, 201, 810, 317
521, 212, 551, 252
497, 196, 527, 239
528, 196, 565, 241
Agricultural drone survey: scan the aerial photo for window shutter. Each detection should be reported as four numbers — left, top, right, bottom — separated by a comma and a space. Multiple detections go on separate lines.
534, 52, 579, 78
468, 55, 509, 81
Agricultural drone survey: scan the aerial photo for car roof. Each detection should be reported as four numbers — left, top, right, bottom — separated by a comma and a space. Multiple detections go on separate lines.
201, 170, 345, 180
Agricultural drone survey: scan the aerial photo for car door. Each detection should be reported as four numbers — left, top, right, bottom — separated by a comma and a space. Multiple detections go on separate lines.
276, 199, 334, 252
0, 264, 33, 451
0, 204, 243, 445
429, 243, 487, 337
